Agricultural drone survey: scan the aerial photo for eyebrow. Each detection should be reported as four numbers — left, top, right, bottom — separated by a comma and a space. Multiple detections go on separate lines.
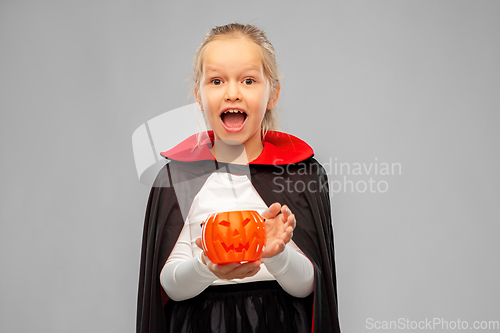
204, 65, 262, 73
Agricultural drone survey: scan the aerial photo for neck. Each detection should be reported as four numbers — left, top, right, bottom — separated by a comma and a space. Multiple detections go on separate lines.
212, 133, 264, 164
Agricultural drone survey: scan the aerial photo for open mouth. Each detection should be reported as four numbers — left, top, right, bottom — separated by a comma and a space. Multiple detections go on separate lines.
220, 109, 247, 132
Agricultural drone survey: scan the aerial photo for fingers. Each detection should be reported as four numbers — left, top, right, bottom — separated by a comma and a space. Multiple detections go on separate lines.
195, 237, 203, 249
277, 207, 295, 247
208, 262, 240, 275
281, 205, 296, 235
208, 261, 262, 280
276, 240, 286, 252
281, 227, 293, 244
261, 238, 286, 258
280, 205, 295, 224
261, 202, 281, 219
262, 204, 296, 231
281, 205, 290, 221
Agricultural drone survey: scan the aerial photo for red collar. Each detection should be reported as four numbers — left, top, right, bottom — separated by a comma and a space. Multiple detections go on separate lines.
160, 131, 314, 165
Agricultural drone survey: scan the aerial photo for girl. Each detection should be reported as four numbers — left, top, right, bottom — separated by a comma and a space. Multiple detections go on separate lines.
137, 23, 341, 333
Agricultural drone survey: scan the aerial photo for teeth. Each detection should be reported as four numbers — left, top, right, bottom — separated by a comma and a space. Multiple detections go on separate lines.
223, 109, 244, 114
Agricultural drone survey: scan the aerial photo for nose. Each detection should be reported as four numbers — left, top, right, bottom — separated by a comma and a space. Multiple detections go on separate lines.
224, 81, 241, 101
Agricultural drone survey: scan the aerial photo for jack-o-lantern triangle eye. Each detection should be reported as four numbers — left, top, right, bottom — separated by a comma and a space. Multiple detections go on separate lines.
242, 218, 250, 227
219, 220, 230, 227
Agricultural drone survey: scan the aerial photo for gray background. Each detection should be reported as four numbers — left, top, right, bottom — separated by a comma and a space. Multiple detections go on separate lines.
1, 1, 499, 332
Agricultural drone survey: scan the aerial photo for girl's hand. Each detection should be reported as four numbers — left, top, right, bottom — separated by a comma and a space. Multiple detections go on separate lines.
195, 238, 262, 280
260, 203, 296, 258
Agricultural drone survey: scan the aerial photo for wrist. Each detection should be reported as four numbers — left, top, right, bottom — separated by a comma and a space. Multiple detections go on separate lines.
195, 252, 218, 279
263, 244, 289, 267
198, 251, 208, 266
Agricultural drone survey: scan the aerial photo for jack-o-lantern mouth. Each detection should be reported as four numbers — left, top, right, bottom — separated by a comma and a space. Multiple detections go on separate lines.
215, 232, 261, 253
221, 242, 250, 253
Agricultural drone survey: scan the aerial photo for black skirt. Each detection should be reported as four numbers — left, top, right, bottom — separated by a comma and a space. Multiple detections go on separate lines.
164, 281, 313, 333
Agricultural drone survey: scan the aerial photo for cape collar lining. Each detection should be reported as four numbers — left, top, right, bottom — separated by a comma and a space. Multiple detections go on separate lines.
160, 131, 314, 165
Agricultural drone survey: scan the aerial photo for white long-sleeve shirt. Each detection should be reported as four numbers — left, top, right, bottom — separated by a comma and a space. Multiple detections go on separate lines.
160, 172, 314, 301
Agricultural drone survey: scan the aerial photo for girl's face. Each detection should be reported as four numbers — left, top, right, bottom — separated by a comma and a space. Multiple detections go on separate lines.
195, 38, 279, 156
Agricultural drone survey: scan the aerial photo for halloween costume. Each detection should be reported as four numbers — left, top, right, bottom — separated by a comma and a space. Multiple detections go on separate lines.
137, 131, 341, 333
160, 171, 315, 301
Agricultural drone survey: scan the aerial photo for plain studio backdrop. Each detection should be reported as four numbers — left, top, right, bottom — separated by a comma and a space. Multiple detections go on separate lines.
1, 1, 499, 332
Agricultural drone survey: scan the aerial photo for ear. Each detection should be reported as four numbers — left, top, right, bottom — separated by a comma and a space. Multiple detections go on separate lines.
266, 82, 281, 110
194, 87, 204, 112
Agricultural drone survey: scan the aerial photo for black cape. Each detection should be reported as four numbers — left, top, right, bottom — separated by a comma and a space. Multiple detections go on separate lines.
136, 132, 341, 333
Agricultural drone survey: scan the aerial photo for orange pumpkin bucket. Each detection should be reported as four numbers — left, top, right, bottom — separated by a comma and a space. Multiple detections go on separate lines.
201, 210, 266, 264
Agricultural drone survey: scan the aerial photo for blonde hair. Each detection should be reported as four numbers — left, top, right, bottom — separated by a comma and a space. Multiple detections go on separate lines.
192, 23, 281, 135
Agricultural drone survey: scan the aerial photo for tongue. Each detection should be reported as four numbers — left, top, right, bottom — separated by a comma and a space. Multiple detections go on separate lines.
223, 112, 245, 127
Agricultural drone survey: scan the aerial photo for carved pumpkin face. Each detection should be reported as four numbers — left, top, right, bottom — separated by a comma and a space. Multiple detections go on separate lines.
201, 210, 266, 264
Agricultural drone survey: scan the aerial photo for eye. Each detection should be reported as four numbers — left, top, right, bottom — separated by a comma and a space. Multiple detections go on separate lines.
218, 220, 230, 227
211, 78, 223, 86
242, 218, 250, 227
243, 78, 255, 85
